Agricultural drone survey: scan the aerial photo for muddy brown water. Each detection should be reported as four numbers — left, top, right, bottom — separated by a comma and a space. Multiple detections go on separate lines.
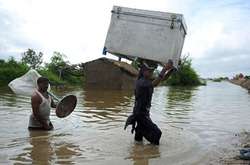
0, 81, 250, 164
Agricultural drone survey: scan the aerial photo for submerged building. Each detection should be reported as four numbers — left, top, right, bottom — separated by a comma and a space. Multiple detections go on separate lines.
84, 58, 138, 90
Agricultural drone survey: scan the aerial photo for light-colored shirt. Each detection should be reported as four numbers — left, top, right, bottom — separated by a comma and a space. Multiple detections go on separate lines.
28, 90, 51, 128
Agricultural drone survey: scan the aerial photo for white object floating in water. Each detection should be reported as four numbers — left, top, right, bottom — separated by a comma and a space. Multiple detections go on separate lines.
8, 69, 50, 96
104, 6, 187, 67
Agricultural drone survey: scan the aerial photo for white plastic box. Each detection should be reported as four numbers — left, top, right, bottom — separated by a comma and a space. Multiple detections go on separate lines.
103, 6, 187, 67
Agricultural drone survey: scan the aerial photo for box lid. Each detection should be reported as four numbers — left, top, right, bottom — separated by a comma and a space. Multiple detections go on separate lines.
112, 6, 187, 35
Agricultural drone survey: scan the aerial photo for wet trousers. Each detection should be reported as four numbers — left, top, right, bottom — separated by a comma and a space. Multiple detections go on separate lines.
134, 115, 162, 145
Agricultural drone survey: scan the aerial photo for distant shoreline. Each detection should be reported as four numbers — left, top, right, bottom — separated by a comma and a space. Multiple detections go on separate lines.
229, 79, 250, 93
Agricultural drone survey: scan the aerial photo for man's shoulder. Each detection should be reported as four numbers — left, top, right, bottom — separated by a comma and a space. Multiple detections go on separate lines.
31, 91, 42, 102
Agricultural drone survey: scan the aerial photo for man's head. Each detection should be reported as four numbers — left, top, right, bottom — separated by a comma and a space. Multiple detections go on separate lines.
165, 59, 174, 70
37, 77, 49, 92
139, 61, 157, 79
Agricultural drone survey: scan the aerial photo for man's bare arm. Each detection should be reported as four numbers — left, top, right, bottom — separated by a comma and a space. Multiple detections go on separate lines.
51, 99, 57, 108
152, 68, 167, 87
152, 61, 175, 87
162, 68, 175, 81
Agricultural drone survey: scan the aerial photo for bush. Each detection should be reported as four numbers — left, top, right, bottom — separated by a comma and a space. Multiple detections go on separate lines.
0, 57, 29, 86
38, 68, 65, 85
45, 52, 83, 85
162, 56, 203, 86
245, 75, 250, 80
0, 51, 84, 87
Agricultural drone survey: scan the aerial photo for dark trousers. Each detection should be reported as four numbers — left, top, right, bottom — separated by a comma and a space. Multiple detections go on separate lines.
134, 115, 162, 145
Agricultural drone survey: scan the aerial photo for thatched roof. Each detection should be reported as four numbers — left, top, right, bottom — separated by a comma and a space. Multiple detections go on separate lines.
84, 57, 138, 76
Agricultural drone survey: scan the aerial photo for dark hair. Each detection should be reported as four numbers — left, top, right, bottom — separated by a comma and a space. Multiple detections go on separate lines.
37, 77, 49, 84
137, 60, 157, 80
137, 66, 148, 80
168, 59, 174, 66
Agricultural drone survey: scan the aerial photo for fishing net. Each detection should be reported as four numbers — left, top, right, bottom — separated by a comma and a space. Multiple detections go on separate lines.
8, 69, 50, 96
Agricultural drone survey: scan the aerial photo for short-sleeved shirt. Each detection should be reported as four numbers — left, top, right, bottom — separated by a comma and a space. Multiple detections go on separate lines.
133, 77, 154, 116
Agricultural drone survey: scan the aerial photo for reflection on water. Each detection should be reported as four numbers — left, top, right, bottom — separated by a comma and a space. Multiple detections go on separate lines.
1, 81, 250, 164
128, 144, 160, 165
29, 131, 54, 164
83, 89, 134, 110
165, 86, 197, 123
78, 88, 134, 129
167, 86, 196, 104
12, 131, 81, 164
0, 87, 29, 108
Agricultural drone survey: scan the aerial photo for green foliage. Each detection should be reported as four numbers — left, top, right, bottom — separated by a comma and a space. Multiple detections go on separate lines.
45, 52, 68, 79
245, 75, 250, 80
50, 52, 68, 65
65, 71, 84, 84
0, 57, 29, 86
38, 68, 65, 85
163, 56, 203, 86
21, 48, 43, 69
0, 51, 83, 87
47, 52, 68, 69
199, 79, 207, 85
211, 77, 228, 82
45, 52, 83, 85
131, 60, 139, 70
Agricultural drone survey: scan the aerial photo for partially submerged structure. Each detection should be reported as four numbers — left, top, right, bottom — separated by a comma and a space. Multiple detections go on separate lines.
84, 58, 138, 90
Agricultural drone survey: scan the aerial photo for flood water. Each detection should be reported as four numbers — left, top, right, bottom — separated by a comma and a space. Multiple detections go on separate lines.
0, 81, 250, 164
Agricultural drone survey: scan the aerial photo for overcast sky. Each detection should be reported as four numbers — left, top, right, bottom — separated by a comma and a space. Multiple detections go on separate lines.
0, 0, 249, 78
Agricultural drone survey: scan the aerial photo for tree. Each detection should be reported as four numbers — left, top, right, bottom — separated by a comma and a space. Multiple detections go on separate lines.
21, 48, 43, 69
163, 56, 203, 86
46, 51, 69, 80
0, 57, 28, 86
45, 52, 83, 84
50, 51, 68, 67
